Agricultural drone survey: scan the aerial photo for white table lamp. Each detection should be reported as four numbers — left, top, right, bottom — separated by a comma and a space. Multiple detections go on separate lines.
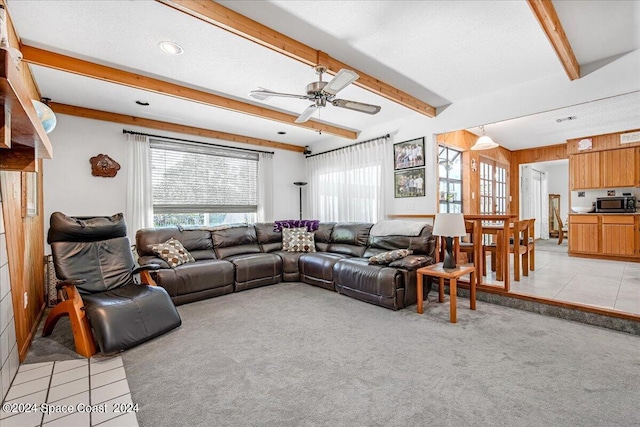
432, 213, 467, 269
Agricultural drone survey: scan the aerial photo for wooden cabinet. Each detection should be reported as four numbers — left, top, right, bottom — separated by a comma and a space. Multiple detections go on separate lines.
570, 151, 601, 190
569, 214, 639, 259
602, 148, 637, 187
570, 147, 639, 190
569, 215, 599, 254
601, 216, 636, 256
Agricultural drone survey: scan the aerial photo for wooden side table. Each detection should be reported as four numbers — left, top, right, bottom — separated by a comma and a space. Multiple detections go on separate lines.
416, 263, 476, 323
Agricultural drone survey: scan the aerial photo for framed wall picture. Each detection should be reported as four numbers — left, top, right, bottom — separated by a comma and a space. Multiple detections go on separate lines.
393, 137, 425, 170
394, 168, 425, 198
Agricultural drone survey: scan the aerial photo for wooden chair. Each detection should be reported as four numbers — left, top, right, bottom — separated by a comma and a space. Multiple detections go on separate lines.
553, 207, 568, 245
482, 219, 533, 281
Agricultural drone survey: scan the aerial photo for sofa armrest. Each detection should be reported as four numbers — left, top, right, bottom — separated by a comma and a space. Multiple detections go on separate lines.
133, 264, 161, 275
388, 255, 433, 271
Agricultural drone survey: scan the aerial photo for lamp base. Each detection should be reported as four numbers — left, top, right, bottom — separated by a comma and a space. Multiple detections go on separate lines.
442, 236, 456, 269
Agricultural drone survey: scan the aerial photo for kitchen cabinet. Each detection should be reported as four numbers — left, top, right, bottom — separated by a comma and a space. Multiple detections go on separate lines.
569, 215, 599, 254
602, 147, 638, 187
569, 214, 639, 259
570, 147, 639, 190
570, 151, 601, 190
601, 216, 636, 257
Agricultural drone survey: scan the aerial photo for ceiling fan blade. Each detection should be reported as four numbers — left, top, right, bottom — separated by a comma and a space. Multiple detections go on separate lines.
322, 69, 359, 96
295, 104, 319, 123
250, 88, 309, 101
332, 99, 381, 115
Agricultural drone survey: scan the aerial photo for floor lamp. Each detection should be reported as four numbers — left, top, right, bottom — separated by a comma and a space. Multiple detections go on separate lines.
293, 182, 307, 220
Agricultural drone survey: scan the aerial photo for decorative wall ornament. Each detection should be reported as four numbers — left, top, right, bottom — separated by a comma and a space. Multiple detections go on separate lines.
90, 154, 121, 177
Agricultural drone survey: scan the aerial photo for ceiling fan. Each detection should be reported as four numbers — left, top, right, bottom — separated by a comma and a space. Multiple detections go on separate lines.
249, 66, 382, 123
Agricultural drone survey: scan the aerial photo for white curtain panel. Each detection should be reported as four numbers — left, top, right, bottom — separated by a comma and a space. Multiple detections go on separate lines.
257, 152, 274, 222
540, 171, 550, 239
520, 165, 533, 220
307, 136, 388, 222
125, 133, 153, 243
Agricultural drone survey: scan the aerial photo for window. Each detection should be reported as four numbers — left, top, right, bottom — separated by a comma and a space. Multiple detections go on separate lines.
150, 139, 258, 227
307, 138, 387, 222
438, 145, 463, 213
479, 158, 508, 215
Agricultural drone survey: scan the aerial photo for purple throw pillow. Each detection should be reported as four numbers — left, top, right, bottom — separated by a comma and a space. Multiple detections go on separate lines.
274, 220, 319, 233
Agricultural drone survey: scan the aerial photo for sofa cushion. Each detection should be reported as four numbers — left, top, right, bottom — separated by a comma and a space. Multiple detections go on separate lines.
149, 238, 196, 268
299, 252, 348, 290
327, 223, 373, 257
276, 251, 305, 281
212, 225, 262, 259
314, 223, 335, 252
334, 259, 403, 299
225, 253, 283, 291
137, 227, 215, 261
154, 259, 235, 300
364, 224, 435, 257
368, 249, 412, 265
282, 228, 316, 252
255, 222, 282, 253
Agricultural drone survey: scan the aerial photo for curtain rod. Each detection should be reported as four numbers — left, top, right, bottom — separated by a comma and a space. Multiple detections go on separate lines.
305, 134, 391, 158
122, 130, 275, 155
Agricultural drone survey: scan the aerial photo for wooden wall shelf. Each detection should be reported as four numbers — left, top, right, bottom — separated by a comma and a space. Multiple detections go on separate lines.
0, 48, 53, 170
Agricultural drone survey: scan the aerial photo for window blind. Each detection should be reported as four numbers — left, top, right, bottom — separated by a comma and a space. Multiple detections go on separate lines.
150, 139, 258, 213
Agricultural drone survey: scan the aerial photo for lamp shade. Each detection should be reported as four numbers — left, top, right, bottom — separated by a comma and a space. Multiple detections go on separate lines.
471, 135, 499, 150
432, 213, 467, 237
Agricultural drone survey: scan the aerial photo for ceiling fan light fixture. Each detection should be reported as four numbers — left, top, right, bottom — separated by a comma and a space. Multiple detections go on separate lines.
471, 125, 499, 150
158, 41, 184, 55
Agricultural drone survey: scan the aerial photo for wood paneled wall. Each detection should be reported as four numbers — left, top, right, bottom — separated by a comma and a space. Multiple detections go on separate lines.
437, 130, 513, 215
566, 129, 640, 154
0, 2, 46, 361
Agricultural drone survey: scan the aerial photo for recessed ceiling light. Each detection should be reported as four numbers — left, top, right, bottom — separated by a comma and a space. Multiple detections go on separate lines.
158, 41, 184, 55
135, 100, 150, 106
277, 131, 287, 135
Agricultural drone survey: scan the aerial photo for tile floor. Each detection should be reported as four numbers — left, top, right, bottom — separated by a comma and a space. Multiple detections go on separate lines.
481, 247, 640, 315
0, 357, 138, 427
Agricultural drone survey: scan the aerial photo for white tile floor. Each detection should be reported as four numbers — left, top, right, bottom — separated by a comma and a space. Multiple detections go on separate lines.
0, 357, 139, 427
482, 249, 640, 315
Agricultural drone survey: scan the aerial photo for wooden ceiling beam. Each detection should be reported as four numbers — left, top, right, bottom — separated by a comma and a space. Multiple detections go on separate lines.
22, 46, 357, 140
527, 0, 580, 80
157, 0, 437, 118
49, 102, 306, 153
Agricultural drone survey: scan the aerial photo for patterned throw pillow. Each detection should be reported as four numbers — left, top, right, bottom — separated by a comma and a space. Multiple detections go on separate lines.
368, 249, 413, 265
148, 237, 195, 268
282, 228, 316, 253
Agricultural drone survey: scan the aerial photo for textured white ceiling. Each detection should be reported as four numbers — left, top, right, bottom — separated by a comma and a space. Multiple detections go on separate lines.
467, 91, 640, 150
6, 0, 640, 151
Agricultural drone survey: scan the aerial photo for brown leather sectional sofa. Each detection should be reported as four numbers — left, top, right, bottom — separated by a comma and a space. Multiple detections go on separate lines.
136, 222, 436, 310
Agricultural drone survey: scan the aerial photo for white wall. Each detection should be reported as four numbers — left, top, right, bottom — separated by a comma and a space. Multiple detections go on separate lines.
43, 114, 306, 252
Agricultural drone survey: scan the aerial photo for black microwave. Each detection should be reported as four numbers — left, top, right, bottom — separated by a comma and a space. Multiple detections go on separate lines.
595, 196, 636, 213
